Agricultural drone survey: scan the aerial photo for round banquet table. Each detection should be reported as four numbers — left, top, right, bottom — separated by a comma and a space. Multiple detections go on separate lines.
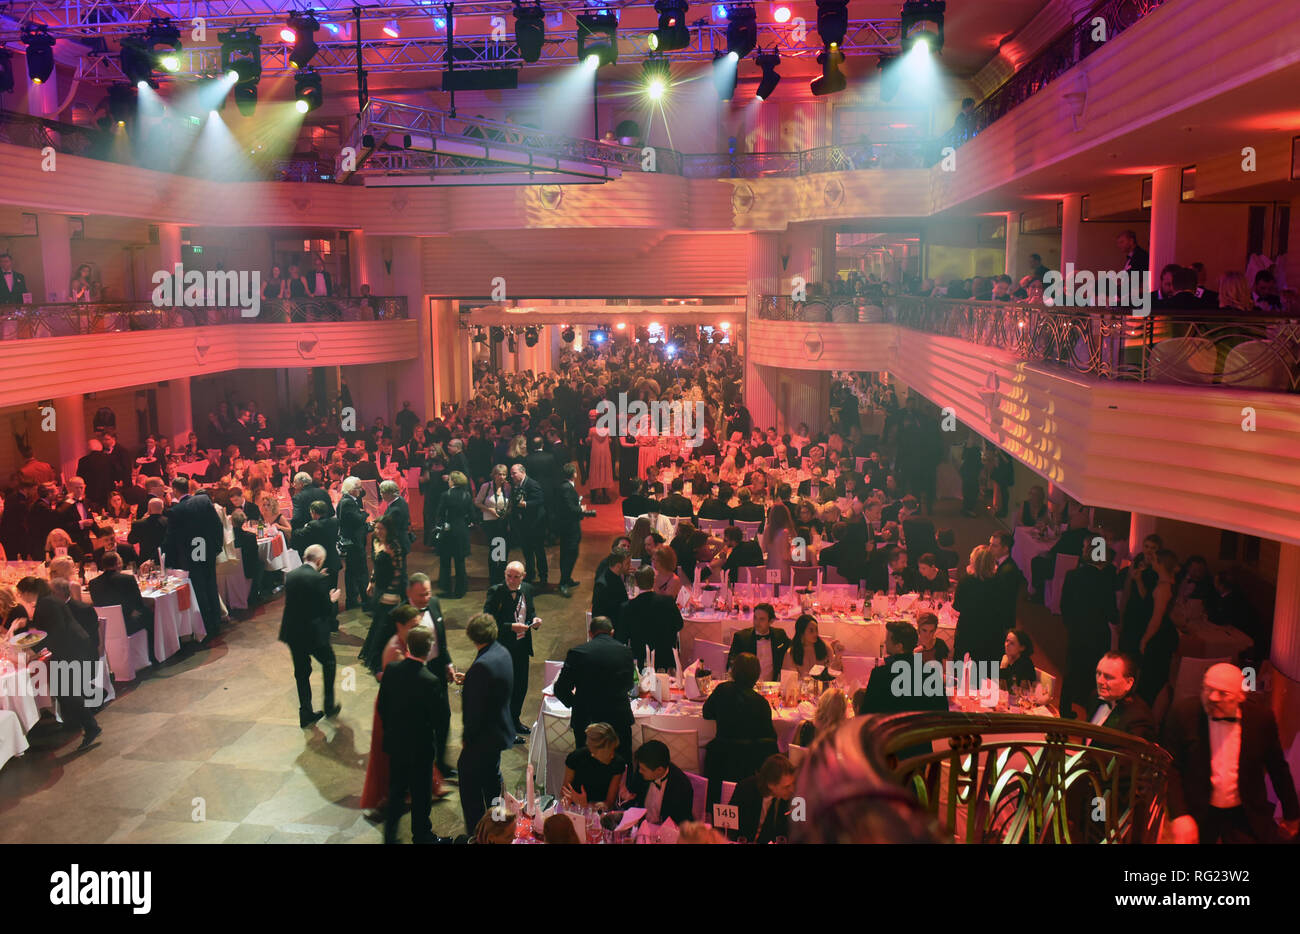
0, 659, 42, 734
0, 709, 28, 772
138, 577, 207, 661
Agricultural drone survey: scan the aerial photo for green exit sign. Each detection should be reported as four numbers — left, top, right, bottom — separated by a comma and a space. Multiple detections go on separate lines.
189, 245, 204, 254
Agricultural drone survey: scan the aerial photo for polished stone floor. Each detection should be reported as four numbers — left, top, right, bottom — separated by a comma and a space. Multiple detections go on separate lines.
0, 493, 1052, 843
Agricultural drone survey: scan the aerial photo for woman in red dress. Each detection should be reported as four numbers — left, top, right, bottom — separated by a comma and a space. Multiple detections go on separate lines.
361, 605, 444, 820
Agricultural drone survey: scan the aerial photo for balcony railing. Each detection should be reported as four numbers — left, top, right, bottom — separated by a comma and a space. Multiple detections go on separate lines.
758, 294, 1300, 392
794, 712, 1171, 844
0, 296, 408, 340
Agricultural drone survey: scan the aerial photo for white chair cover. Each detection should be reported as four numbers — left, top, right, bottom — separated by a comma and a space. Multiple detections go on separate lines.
734, 520, 761, 540
684, 770, 709, 822
543, 659, 564, 689
640, 724, 700, 773
98, 604, 150, 683
698, 519, 731, 535
1034, 667, 1057, 702
839, 654, 879, 684
624, 515, 638, 533
693, 639, 729, 675
786, 743, 808, 768
541, 710, 576, 795
790, 566, 824, 588
836, 625, 883, 658
216, 559, 252, 611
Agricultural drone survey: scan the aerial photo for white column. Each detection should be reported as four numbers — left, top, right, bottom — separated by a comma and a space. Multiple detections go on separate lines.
1272, 543, 1300, 682
161, 377, 193, 449
37, 213, 72, 303
1128, 512, 1159, 557
1003, 212, 1020, 279
53, 394, 85, 483
745, 231, 780, 431
1149, 166, 1180, 276
1060, 194, 1083, 272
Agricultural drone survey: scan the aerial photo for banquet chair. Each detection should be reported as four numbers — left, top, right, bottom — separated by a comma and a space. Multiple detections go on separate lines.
99, 604, 151, 683
216, 558, 252, 611
640, 724, 700, 773
685, 771, 709, 822
738, 566, 780, 585
734, 520, 761, 541
1034, 668, 1058, 703
786, 743, 808, 769
789, 567, 823, 589
693, 639, 730, 676
697, 518, 731, 535
543, 659, 565, 690
541, 710, 576, 795
1044, 554, 1079, 615
624, 515, 638, 533
359, 479, 383, 517
839, 655, 879, 684
88, 616, 116, 709
836, 625, 882, 658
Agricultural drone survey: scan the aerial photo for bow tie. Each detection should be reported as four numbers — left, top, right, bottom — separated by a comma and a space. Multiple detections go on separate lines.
755, 633, 771, 641
1211, 716, 1239, 723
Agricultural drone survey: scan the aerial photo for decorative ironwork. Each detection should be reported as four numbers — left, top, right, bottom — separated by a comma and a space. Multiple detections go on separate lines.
795, 712, 1171, 844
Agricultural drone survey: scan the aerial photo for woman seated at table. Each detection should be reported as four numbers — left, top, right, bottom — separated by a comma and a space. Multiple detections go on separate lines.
1017, 485, 1049, 528
909, 553, 951, 594
702, 652, 780, 804
783, 614, 843, 680
44, 529, 85, 565
628, 517, 654, 567
999, 628, 1039, 690
650, 545, 684, 599
561, 722, 626, 812
104, 491, 133, 520
793, 687, 848, 747
48, 554, 85, 603
0, 583, 21, 632
792, 500, 823, 553
258, 493, 292, 536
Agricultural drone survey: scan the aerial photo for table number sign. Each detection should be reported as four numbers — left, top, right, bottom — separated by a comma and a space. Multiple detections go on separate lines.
713, 803, 739, 830
766, 569, 782, 584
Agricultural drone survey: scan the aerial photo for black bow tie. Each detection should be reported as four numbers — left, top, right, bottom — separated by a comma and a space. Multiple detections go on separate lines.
755, 633, 771, 641
1211, 716, 1239, 723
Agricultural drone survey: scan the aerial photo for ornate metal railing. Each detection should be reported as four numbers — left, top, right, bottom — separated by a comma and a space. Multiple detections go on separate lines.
0, 296, 408, 340
794, 712, 1172, 844
758, 293, 1300, 391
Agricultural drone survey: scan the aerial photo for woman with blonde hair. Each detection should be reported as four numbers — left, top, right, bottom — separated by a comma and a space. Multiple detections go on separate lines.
45, 528, 84, 564
1217, 271, 1255, 313
953, 544, 1001, 663
48, 554, 85, 602
561, 722, 626, 811
259, 491, 291, 535
794, 687, 848, 746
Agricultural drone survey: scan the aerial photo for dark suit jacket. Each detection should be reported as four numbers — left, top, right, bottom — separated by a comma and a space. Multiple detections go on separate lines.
658, 493, 694, 520
510, 476, 546, 529
128, 514, 168, 565
352, 460, 380, 482
992, 556, 1025, 628
730, 775, 792, 843
900, 565, 951, 594
57, 498, 95, 551
383, 496, 412, 545
76, 451, 115, 509
292, 516, 341, 574
727, 627, 791, 675
0, 269, 29, 304
278, 564, 335, 648
88, 571, 149, 625
377, 657, 442, 759
591, 567, 629, 635
411, 599, 452, 680
625, 763, 695, 826
621, 592, 683, 666
461, 641, 515, 753
554, 633, 636, 734
483, 582, 536, 658
34, 598, 97, 699
232, 528, 262, 580
291, 485, 335, 531
796, 479, 832, 501
862, 654, 950, 714
66, 598, 101, 653
163, 493, 223, 571
1161, 696, 1299, 841
336, 493, 368, 550
1086, 693, 1157, 742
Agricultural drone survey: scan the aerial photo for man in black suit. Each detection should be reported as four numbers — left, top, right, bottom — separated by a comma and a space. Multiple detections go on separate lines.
696, 482, 733, 521
796, 466, 833, 502
591, 547, 631, 640
278, 545, 343, 728
228, 509, 265, 604
128, 498, 168, 565
375, 438, 407, 475
406, 573, 456, 776
987, 530, 1025, 629
290, 471, 334, 531
379, 480, 412, 548
100, 431, 133, 491
523, 436, 559, 527
1162, 663, 1300, 844
621, 482, 652, 519
351, 454, 380, 482
900, 552, 951, 595
1060, 547, 1119, 717
197, 450, 225, 484
864, 544, 908, 594
291, 500, 340, 590
730, 754, 797, 843
623, 740, 694, 826
337, 477, 371, 610
53, 577, 100, 653
554, 465, 588, 597
709, 526, 765, 585
730, 488, 765, 526
228, 486, 261, 524
508, 463, 548, 587
1117, 230, 1149, 274
861, 624, 948, 762
87, 551, 155, 655
57, 477, 97, 554
163, 477, 224, 638
76, 441, 115, 511
554, 615, 637, 756
17, 577, 101, 748
728, 602, 790, 681
0, 251, 29, 304
26, 484, 59, 559
458, 612, 515, 834
621, 566, 683, 669
377, 623, 448, 844
658, 478, 695, 522
483, 561, 538, 737
1086, 652, 1156, 740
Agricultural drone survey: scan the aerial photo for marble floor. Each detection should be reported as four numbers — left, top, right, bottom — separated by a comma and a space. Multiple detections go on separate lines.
0, 496, 1051, 843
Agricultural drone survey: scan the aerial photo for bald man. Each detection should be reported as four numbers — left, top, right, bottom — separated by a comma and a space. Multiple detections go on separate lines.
1161, 663, 1300, 843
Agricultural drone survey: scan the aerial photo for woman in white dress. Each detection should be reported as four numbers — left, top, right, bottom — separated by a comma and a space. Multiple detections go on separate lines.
586, 414, 615, 501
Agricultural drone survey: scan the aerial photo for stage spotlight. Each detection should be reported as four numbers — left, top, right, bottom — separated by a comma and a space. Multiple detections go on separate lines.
473, 327, 488, 344
649, 0, 690, 52
524, 326, 540, 347
590, 328, 608, 344
0, 50, 13, 95
383, 19, 401, 38
287, 13, 320, 68
294, 69, 322, 113
220, 29, 262, 114
726, 6, 757, 60
22, 23, 56, 84
506, 329, 518, 353
119, 37, 155, 86
877, 52, 900, 100
491, 326, 506, 344
773, 5, 792, 23
577, 12, 619, 66
901, 0, 945, 54
512, 2, 546, 64
711, 50, 738, 100
755, 48, 780, 99
561, 326, 575, 343
147, 18, 182, 72
815, 0, 849, 47
107, 83, 137, 125
642, 55, 671, 100
811, 45, 845, 96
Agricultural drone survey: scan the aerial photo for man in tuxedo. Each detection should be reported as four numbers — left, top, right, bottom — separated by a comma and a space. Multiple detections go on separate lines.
1117, 230, 1150, 273
87, 551, 155, 655
278, 545, 343, 728
162, 477, 224, 638
379, 480, 412, 549
100, 431, 133, 490
76, 440, 115, 510
0, 252, 29, 304
728, 603, 790, 681
621, 566, 684, 669
292, 500, 340, 588
227, 509, 265, 604
228, 486, 261, 524
337, 477, 371, 610
796, 466, 832, 502
730, 754, 797, 844
55, 577, 101, 651
1060, 546, 1119, 717
58, 477, 97, 554
623, 740, 694, 826
377, 623, 447, 844
987, 531, 1025, 630
375, 438, 407, 475
901, 553, 950, 595
458, 612, 515, 834
523, 437, 559, 528
1162, 663, 1300, 844
709, 525, 765, 585
621, 482, 652, 519
17, 577, 101, 748
865, 545, 909, 595
696, 482, 733, 521
482, 561, 538, 737
130, 477, 166, 519
128, 498, 168, 565
554, 465, 587, 598
290, 471, 334, 531
658, 478, 695, 522
508, 463, 548, 587
591, 547, 631, 640
1086, 653, 1156, 740
554, 615, 637, 756
730, 488, 766, 526
406, 573, 456, 777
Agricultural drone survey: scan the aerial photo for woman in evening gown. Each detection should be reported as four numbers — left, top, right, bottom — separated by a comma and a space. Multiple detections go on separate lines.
587, 418, 615, 502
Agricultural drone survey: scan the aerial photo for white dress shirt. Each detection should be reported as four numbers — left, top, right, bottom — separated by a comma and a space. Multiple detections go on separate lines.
754, 634, 775, 681
422, 607, 442, 663
644, 777, 667, 824
1208, 718, 1242, 808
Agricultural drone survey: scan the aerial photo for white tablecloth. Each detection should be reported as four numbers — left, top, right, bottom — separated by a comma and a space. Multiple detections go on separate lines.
0, 660, 42, 733
140, 579, 206, 661
0, 709, 28, 772
256, 529, 302, 572
680, 609, 957, 664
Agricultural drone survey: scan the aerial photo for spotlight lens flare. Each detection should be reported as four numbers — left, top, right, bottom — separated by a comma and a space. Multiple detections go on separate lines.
280, 27, 297, 43
728, 51, 739, 61
295, 99, 309, 113
585, 54, 600, 68
160, 55, 179, 72
647, 77, 666, 99
774, 5, 791, 23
